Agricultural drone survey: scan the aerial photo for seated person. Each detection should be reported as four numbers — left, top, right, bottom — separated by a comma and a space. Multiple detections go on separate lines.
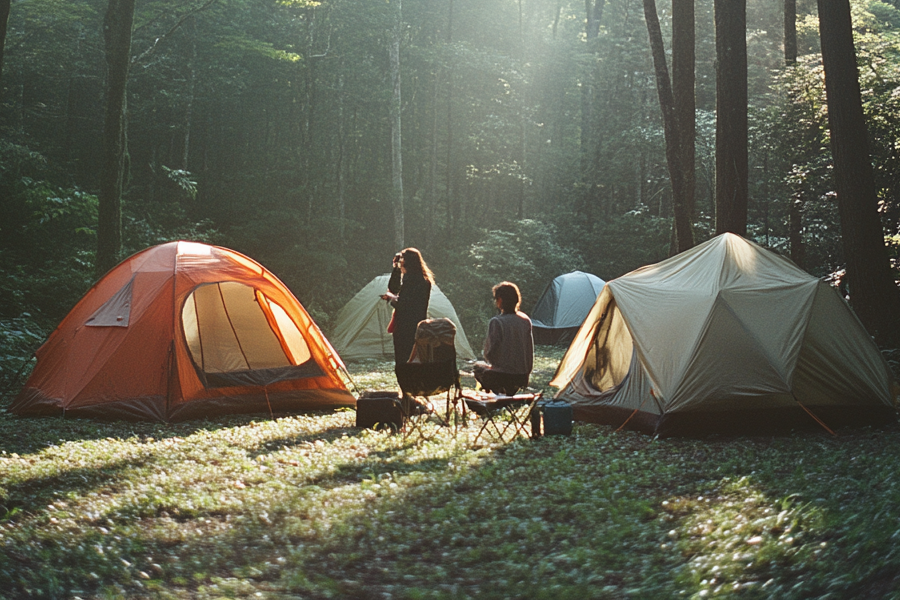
473, 281, 534, 396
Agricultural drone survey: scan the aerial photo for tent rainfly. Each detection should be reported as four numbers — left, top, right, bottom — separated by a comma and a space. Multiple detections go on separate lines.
551, 233, 898, 437
330, 274, 476, 361
531, 271, 606, 345
12, 241, 354, 421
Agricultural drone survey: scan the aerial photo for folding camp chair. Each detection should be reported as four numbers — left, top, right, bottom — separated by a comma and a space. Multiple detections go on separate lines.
463, 391, 542, 446
394, 318, 464, 440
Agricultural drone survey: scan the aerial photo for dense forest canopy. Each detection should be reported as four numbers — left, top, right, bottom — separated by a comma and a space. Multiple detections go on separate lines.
1, 0, 900, 389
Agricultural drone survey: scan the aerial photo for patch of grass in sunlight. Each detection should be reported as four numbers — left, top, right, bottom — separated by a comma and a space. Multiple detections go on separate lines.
2, 348, 900, 598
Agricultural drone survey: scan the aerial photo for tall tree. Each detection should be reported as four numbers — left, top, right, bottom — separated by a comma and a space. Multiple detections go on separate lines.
0, 0, 10, 98
390, 0, 404, 250
785, 0, 803, 266
817, 0, 900, 346
672, 0, 695, 251
714, 0, 748, 235
642, 0, 695, 253
580, 0, 605, 220
516, 0, 525, 220
444, 0, 455, 236
581, 0, 604, 156
784, 0, 797, 64
97, 0, 136, 275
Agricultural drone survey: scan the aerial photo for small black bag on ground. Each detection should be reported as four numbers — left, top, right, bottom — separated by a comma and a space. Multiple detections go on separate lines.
355, 391, 404, 430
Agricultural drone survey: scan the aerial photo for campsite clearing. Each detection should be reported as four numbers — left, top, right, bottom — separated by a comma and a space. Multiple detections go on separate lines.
1, 347, 900, 598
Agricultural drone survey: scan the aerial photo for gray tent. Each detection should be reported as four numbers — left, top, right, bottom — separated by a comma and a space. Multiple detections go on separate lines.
331, 274, 476, 361
551, 233, 897, 437
531, 271, 606, 345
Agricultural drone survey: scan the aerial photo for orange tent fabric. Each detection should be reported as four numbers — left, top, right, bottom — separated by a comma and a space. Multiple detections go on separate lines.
11, 241, 354, 421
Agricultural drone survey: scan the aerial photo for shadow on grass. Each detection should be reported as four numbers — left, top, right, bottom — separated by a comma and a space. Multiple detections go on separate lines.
0, 408, 353, 456
0, 454, 154, 520
5, 411, 900, 599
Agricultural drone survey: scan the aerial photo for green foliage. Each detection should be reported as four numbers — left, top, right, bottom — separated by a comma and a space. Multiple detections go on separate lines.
0, 147, 98, 323
867, 0, 900, 28
160, 166, 199, 201
0, 317, 41, 401
753, 17, 900, 276
439, 220, 585, 346
580, 210, 675, 280
214, 35, 303, 63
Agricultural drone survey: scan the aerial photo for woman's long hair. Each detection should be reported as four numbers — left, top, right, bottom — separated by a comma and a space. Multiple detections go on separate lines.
401, 248, 435, 284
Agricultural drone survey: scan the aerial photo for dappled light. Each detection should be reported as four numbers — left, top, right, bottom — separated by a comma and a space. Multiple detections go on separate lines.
176, 241, 212, 257
662, 477, 822, 596
725, 233, 761, 275
4, 373, 900, 597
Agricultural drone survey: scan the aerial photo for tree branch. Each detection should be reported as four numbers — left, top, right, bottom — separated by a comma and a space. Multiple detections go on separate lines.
131, 0, 218, 67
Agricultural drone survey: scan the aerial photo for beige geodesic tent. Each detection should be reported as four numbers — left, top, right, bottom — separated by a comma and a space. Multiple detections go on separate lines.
551, 233, 898, 437
330, 274, 476, 361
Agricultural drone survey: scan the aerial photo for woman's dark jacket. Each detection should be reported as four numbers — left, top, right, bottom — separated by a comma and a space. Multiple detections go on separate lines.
388, 268, 431, 364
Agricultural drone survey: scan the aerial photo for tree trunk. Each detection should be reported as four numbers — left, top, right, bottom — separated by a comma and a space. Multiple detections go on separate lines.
784, 0, 797, 65
337, 72, 346, 243
0, 0, 10, 99
672, 0, 695, 251
445, 0, 454, 236
818, 0, 900, 346
182, 17, 197, 170
517, 0, 526, 220
97, 0, 136, 275
642, 0, 693, 253
552, 0, 562, 38
429, 67, 438, 237
714, 0, 748, 236
390, 0, 404, 250
785, 0, 803, 262
303, 6, 319, 227
580, 0, 605, 217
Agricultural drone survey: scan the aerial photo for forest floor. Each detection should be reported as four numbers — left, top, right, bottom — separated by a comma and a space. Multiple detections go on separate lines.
1, 346, 899, 599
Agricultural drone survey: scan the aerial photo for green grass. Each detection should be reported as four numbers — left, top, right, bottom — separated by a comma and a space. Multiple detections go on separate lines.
1, 346, 899, 598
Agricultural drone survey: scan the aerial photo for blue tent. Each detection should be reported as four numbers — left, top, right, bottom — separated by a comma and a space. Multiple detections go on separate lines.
531, 271, 606, 345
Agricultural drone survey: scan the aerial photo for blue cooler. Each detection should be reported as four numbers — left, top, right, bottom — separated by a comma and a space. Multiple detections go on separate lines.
541, 400, 573, 435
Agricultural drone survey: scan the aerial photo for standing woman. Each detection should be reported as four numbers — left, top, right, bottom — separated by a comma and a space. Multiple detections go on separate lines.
380, 248, 433, 366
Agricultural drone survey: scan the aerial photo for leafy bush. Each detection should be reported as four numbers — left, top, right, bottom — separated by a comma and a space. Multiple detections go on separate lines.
122, 198, 220, 261
438, 220, 585, 348
579, 209, 675, 280
0, 316, 43, 404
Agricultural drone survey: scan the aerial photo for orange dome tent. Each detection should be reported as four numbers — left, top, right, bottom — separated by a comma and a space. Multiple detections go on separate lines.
11, 241, 354, 421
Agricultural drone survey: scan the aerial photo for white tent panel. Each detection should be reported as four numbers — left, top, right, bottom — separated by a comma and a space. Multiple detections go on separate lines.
331, 274, 476, 360
668, 298, 794, 412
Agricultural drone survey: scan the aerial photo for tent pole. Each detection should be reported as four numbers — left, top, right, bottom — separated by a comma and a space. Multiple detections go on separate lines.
616, 390, 652, 432
263, 387, 274, 420
615, 408, 640, 432
169, 245, 179, 418
343, 367, 360, 395
793, 394, 836, 436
